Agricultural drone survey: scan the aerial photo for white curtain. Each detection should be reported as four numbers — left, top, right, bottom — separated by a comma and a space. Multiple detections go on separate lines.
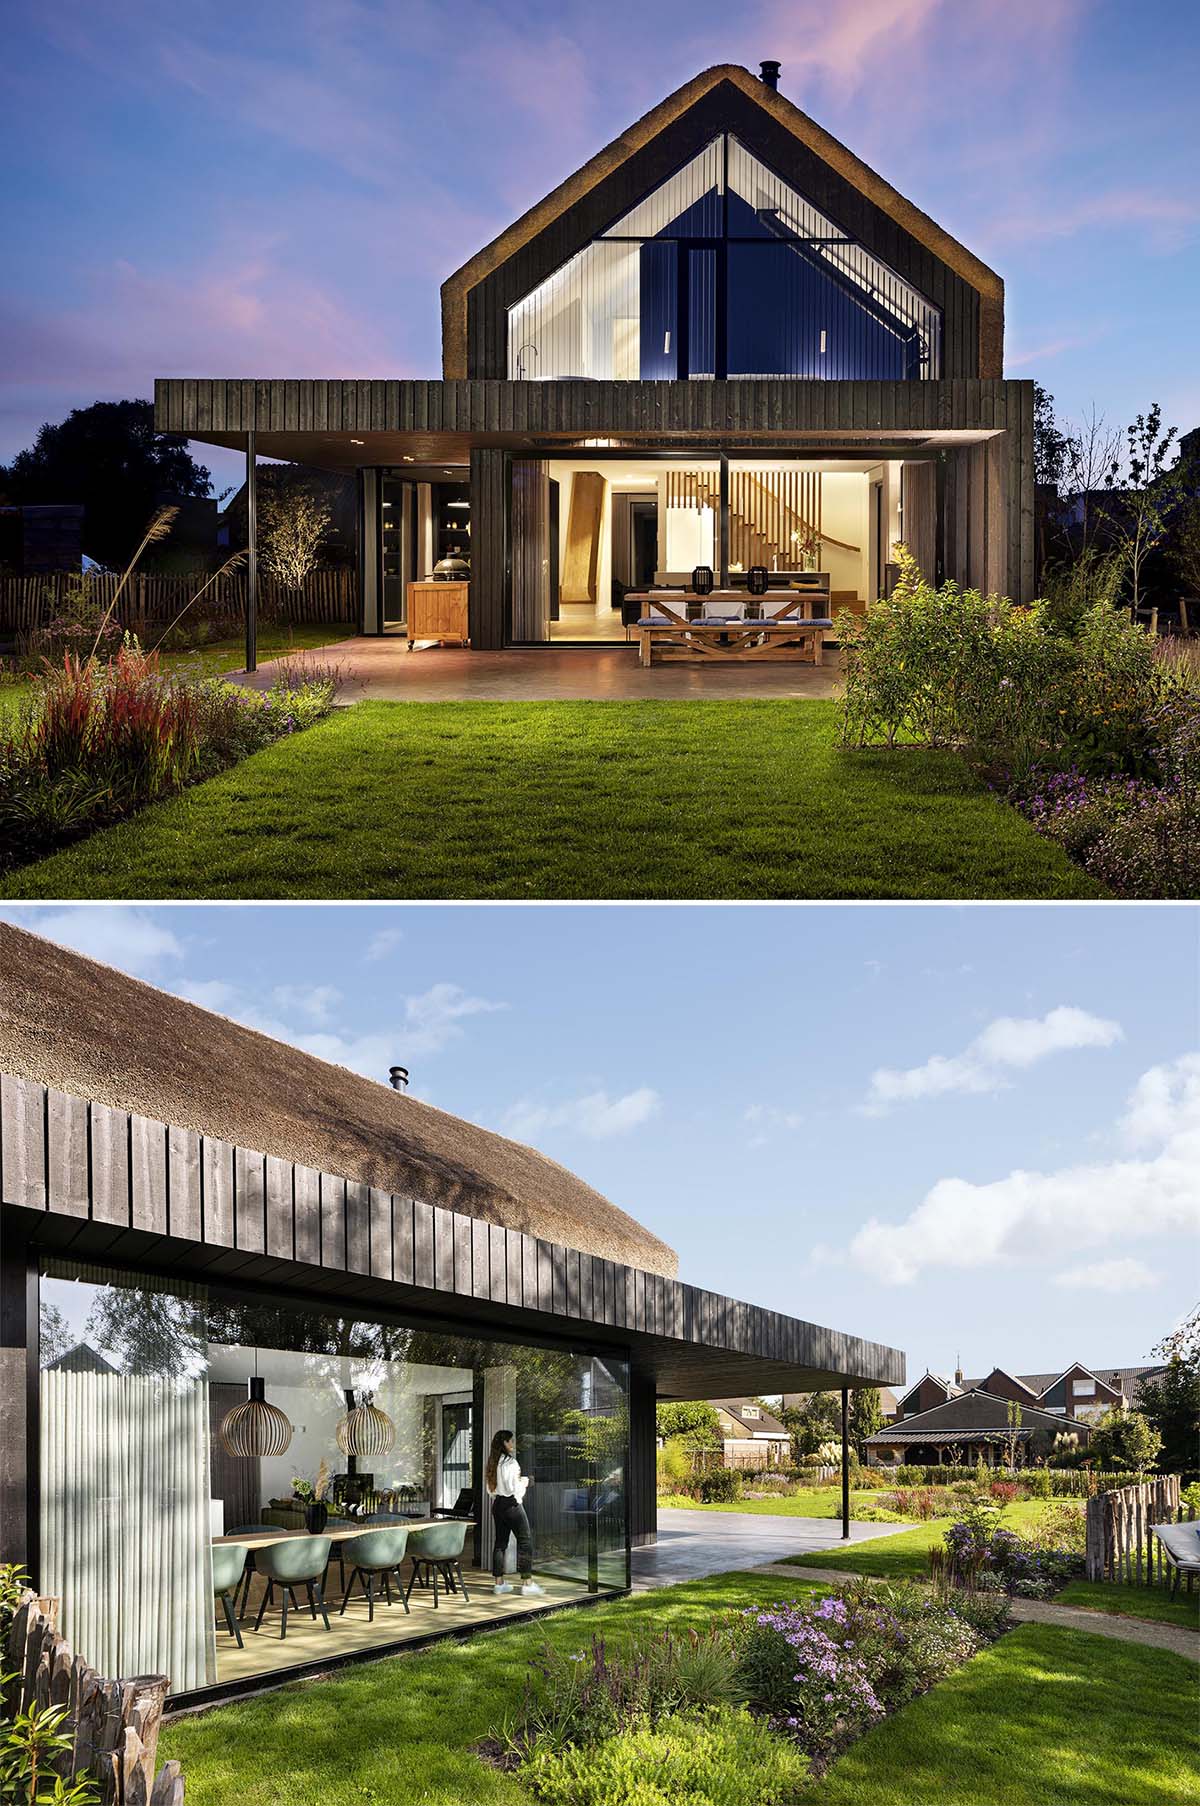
40, 1369, 216, 1693
482, 1365, 517, 1574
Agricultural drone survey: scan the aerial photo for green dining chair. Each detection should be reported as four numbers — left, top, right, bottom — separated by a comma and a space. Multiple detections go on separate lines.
252, 1534, 333, 1639
405, 1520, 471, 1609
212, 1542, 250, 1648
338, 1526, 410, 1622
225, 1524, 277, 1619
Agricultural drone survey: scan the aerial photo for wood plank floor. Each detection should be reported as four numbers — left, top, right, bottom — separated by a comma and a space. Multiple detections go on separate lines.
216, 1566, 592, 1683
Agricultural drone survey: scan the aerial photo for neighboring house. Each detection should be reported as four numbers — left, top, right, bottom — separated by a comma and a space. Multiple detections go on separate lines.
712, 1397, 791, 1466
865, 1390, 1093, 1467
42, 1342, 117, 1375
886, 1362, 1164, 1427
0, 921, 902, 1709
0, 504, 83, 574
155, 59, 1034, 653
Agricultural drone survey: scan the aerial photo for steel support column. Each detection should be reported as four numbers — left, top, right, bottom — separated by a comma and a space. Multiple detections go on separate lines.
245, 429, 257, 673
841, 1387, 851, 1540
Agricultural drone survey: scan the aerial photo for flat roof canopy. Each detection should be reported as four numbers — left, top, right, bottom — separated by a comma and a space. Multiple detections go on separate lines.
2, 1071, 903, 1400
154, 377, 1020, 475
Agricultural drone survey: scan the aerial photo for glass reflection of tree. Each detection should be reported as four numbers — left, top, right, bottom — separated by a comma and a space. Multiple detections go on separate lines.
84, 1284, 208, 1378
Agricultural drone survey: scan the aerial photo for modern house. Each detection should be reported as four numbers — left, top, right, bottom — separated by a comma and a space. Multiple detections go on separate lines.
711, 1397, 791, 1467
886, 1363, 1163, 1425
0, 924, 902, 1707
153, 60, 1034, 662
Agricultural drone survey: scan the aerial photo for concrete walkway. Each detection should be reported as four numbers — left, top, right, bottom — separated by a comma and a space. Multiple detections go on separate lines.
749, 1562, 1200, 1660
229, 637, 844, 702
629, 1508, 912, 1591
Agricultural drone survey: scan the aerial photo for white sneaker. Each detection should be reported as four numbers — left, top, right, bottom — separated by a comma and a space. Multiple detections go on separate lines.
493, 1580, 513, 1595
520, 1581, 545, 1596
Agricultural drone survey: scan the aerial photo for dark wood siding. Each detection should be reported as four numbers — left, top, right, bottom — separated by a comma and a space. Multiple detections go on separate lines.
464, 83, 982, 380
470, 448, 508, 649
1, 1069, 904, 1403
629, 1368, 658, 1547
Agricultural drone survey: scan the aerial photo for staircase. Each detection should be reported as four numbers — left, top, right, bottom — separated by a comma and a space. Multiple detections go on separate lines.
663, 467, 860, 569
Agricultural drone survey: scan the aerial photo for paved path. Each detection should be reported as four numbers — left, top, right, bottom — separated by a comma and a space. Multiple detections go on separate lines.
749, 1562, 1200, 1660
629, 1509, 912, 1591
229, 637, 844, 702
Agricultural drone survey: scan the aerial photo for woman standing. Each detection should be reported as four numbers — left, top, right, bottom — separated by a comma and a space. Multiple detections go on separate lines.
485, 1428, 542, 1596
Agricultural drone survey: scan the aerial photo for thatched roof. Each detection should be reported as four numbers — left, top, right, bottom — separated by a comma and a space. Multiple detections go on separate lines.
0, 923, 678, 1278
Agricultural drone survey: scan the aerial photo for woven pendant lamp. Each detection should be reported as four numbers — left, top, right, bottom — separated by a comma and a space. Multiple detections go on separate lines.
336, 1391, 396, 1458
220, 1373, 294, 1458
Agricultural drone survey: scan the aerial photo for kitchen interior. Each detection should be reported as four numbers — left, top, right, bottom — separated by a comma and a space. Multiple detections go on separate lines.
380, 466, 472, 646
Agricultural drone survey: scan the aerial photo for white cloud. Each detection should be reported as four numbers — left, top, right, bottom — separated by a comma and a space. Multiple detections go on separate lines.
848, 1054, 1200, 1285
401, 983, 507, 1054
1054, 1258, 1158, 1293
862, 1005, 1122, 1113
504, 1087, 661, 1144
364, 928, 403, 963
4, 906, 186, 979
272, 982, 343, 1024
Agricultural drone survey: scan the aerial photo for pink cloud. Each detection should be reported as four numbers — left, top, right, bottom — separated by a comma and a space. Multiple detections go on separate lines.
992, 187, 1199, 253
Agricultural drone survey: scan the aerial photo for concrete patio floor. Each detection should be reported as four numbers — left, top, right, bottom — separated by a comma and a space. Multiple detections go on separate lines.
230, 635, 844, 702
629, 1507, 913, 1591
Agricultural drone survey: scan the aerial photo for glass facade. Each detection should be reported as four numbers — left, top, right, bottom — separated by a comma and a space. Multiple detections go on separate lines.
508, 135, 942, 382
38, 1263, 629, 1698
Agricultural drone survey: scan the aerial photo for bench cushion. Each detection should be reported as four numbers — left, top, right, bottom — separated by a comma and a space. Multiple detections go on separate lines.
1151, 1521, 1200, 1568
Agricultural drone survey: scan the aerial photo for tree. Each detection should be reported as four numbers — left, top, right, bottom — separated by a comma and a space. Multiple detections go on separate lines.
1153, 1306, 1200, 1369
1063, 404, 1122, 554
1088, 1407, 1162, 1474
848, 1387, 884, 1452
1001, 1400, 1023, 1471
1137, 1353, 1200, 1479
655, 1401, 721, 1448
779, 1390, 840, 1461
1105, 404, 1186, 615
0, 399, 211, 570
259, 479, 333, 587
1033, 384, 1070, 570
38, 1301, 72, 1366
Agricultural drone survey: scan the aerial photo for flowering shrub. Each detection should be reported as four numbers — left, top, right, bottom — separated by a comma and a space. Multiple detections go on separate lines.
989, 1481, 1019, 1504
942, 1516, 1084, 1595
699, 1468, 742, 1504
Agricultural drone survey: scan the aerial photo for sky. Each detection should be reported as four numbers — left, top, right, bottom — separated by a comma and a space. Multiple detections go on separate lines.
5, 900, 1197, 1393
2, 0, 1198, 493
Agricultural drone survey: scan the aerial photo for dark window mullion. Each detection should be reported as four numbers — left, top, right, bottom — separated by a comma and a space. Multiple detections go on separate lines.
676, 242, 689, 380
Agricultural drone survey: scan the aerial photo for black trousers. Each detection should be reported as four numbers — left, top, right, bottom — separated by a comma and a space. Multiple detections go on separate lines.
491, 1495, 533, 1578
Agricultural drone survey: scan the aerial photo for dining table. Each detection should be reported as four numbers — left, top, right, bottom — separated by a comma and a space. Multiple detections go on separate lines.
212, 1518, 442, 1551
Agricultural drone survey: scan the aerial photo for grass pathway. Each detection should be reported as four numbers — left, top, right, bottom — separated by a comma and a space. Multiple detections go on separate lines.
1, 700, 1103, 899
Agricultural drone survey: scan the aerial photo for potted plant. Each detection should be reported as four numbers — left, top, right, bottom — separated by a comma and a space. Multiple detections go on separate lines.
294, 1459, 332, 1533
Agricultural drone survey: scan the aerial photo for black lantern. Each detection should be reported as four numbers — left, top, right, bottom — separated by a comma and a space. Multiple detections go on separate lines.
747, 565, 769, 596
691, 565, 714, 596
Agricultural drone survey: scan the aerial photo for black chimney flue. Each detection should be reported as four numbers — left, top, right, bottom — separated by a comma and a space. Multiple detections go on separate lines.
388, 1065, 409, 1092
759, 59, 781, 90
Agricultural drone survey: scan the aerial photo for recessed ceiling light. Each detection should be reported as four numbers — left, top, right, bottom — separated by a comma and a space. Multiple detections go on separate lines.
350, 437, 364, 445
402, 455, 415, 462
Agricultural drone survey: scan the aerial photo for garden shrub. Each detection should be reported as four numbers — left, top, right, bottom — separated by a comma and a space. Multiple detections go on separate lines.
1026, 1468, 1053, 1499
656, 1437, 694, 1496
0, 642, 335, 874
699, 1467, 742, 1504
989, 1481, 1019, 1504
521, 1707, 809, 1806
894, 1464, 924, 1487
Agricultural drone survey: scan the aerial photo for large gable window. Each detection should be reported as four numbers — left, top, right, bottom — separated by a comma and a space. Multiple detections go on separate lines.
507, 136, 942, 382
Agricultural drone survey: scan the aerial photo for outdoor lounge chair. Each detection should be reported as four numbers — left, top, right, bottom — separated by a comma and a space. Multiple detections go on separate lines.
1150, 1521, 1200, 1598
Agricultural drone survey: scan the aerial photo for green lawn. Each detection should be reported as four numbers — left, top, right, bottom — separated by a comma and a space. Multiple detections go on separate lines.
155, 622, 352, 677
160, 1575, 1198, 1806
785, 1501, 1054, 1578
808, 1624, 1198, 1806
0, 700, 1104, 900
1057, 1577, 1200, 1632
659, 1488, 888, 1518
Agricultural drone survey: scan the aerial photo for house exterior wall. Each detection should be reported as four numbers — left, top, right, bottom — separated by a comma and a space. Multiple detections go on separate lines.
979, 1370, 1038, 1406
1039, 1367, 1119, 1421
898, 1376, 952, 1417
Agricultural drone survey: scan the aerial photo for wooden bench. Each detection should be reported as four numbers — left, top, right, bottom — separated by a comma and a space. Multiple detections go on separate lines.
635, 616, 829, 667
1150, 1521, 1200, 1598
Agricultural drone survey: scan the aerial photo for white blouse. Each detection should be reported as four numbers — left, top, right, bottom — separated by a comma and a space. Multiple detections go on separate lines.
489, 1453, 529, 1501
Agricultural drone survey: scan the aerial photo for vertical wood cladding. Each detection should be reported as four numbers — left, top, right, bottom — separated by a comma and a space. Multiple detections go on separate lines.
629, 1369, 658, 1546
470, 448, 509, 649
0, 1071, 903, 1389
463, 84, 985, 380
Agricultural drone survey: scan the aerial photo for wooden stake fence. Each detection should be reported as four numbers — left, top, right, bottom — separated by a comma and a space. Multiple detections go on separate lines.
3, 1591, 184, 1806
0, 570, 356, 637
1084, 1476, 1191, 1587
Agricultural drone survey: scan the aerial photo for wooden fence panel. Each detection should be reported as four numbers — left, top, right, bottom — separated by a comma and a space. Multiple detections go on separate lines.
1084, 1476, 1186, 1586
3, 1591, 183, 1805
0, 570, 357, 636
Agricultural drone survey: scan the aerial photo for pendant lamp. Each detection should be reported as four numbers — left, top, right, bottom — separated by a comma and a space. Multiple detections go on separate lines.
336, 1390, 396, 1458
219, 1359, 294, 1457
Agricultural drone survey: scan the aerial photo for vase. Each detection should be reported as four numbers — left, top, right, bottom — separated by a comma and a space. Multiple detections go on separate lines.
305, 1501, 328, 1534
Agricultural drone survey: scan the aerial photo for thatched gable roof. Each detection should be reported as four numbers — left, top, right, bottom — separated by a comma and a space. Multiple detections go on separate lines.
0, 923, 678, 1278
